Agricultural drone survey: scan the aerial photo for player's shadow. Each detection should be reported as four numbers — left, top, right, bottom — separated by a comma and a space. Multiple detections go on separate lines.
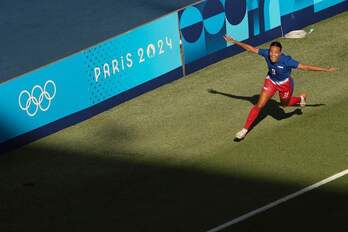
207, 89, 325, 141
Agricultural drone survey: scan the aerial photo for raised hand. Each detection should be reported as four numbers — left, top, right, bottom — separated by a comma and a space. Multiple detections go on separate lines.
223, 35, 236, 44
327, 67, 337, 72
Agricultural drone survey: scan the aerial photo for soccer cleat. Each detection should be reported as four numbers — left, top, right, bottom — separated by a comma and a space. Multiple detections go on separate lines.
300, 94, 307, 107
235, 128, 248, 140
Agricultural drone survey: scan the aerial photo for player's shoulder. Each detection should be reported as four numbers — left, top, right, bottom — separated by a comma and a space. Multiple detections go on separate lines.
280, 53, 294, 62
258, 48, 269, 56
280, 53, 299, 68
280, 52, 291, 59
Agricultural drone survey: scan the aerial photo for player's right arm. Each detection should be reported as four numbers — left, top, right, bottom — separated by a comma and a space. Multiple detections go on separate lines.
223, 35, 259, 54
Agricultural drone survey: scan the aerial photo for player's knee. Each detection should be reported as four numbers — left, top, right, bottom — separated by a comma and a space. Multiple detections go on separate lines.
255, 103, 265, 109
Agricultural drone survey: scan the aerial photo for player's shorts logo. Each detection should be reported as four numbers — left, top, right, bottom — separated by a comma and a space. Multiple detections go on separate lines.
18, 80, 57, 117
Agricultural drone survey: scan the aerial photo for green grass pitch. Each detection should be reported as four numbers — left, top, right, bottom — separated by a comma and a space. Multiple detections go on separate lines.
1, 12, 347, 232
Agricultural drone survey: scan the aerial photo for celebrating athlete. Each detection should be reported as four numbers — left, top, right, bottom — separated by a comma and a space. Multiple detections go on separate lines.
223, 35, 336, 140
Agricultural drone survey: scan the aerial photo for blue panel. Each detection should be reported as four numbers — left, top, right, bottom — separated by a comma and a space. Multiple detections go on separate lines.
247, 0, 259, 10
185, 27, 283, 74
0, 54, 88, 143
181, 22, 204, 43
1, 67, 183, 154
180, 6, 203, 28
226, 9, 249, 42
264, 0, 281, 31
205, 17, 227, 54
84, 14, 182, 105
182, 30, 207, 63
280, 0, 313, 16
253, 10, 260, 35
179, 0, 347, 74
224, 0, 247, 25
314, 0, 345, 12
204, 13, 226, 34
179, 0, 228, 64
202, 0, 225, 19
0, 12, 182, 144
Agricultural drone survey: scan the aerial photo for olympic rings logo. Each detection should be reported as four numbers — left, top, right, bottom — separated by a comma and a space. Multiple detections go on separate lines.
18, 80, 57, 117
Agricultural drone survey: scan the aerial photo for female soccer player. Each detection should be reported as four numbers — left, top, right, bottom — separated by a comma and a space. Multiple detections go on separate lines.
223, 35, 336, 140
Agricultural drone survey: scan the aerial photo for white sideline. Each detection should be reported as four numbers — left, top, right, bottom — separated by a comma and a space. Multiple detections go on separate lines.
207, 169, 348, 232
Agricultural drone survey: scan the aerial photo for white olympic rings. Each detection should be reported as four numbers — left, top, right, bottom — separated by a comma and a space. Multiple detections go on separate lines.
18, 80, 56, 117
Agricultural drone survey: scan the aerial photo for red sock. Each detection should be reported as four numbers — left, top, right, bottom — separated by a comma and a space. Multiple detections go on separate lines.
244, 106, 261, 130
288, 96, 301, 106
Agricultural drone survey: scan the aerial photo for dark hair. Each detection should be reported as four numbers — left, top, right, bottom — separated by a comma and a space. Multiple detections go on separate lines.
270, 41, 282, 51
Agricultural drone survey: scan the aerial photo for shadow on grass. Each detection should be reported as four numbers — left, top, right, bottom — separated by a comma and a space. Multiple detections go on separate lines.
207, 89, 325, 141
0, 140, 346, 232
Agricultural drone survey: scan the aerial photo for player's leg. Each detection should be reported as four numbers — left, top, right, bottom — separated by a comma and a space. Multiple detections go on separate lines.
279, 77, 306, 107
235, 78, 275, 140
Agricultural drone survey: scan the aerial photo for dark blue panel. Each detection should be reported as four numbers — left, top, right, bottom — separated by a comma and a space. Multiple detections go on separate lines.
281, 1, 348, 34
225, 0, 247, 25
181, 22, 204, 43
202, 0, 225, 19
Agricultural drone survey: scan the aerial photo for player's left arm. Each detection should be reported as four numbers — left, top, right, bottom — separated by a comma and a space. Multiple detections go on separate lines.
298, 63, 336, 72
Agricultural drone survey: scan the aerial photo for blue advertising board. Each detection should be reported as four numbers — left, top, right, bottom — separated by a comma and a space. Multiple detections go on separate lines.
0, 12, 182, 149
179, 0, 347, 74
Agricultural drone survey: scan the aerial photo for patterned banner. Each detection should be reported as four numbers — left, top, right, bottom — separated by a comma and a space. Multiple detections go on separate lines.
0, 12, 182, 144
179, 0, 346, 72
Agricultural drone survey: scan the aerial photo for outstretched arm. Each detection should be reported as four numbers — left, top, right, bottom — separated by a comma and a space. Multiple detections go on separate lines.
298, 63, 336, 72
223, 35, 259, 54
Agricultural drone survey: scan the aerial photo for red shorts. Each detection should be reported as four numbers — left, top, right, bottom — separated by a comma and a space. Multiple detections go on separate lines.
262, 76, 294, 102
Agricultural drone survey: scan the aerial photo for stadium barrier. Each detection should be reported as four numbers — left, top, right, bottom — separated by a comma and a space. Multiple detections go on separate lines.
1, 0, 347, 153
0, 13, 183, 152
179, 0, 348, 74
